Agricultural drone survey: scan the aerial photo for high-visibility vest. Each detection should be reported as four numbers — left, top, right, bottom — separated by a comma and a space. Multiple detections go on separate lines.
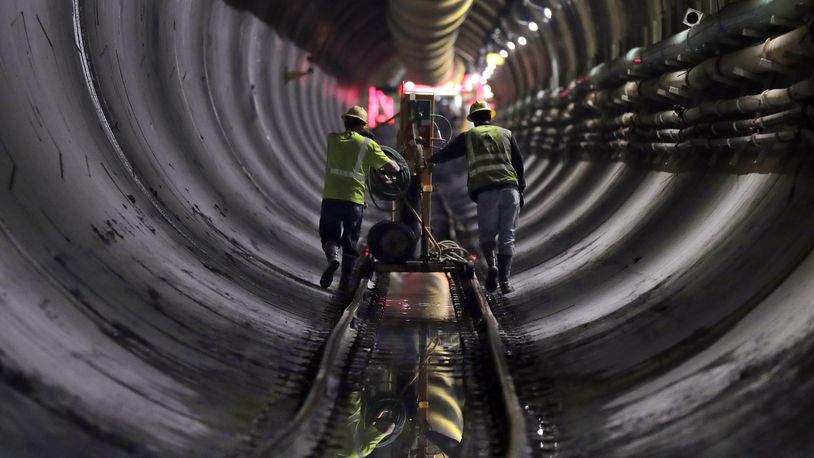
465, 125, 518, 193
322, 131, 390, 205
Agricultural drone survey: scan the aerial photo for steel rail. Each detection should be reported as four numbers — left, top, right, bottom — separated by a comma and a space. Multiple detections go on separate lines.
467, 277, 531, 458
254, 279, 371, 456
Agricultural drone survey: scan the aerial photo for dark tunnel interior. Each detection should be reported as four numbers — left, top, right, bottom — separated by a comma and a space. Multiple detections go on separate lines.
1, 0, 814, 456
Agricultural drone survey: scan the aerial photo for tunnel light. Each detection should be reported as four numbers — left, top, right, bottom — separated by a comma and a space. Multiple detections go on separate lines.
499, 49, 509, 58
528, 21, 539, 31
453, 94, 463, 110
518, 36, 527, 46
507, 41, 516, 50
544, 7, 553, 19
486, 52, 505, 67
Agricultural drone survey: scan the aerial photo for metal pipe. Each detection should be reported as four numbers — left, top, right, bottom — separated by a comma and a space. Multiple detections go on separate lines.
641, 0, 814, 73
627, 26, 814, 103
683, 78, 814, 122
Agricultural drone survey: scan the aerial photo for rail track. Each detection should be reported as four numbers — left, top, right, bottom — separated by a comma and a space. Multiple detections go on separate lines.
246, 268, 531, 457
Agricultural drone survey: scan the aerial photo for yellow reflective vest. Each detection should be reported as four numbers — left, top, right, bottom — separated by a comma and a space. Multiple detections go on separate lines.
322, 131, 391, 205
465, 125, 518, 193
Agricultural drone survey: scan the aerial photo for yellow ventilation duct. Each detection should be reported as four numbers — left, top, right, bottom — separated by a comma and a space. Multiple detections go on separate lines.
387, 0, 474, 85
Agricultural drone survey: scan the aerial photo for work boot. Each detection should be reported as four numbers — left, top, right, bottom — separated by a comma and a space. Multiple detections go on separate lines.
498, 254, 514, 294
338, 254, 357, 292
320, 242, 341, 288
481, 242, 498, 292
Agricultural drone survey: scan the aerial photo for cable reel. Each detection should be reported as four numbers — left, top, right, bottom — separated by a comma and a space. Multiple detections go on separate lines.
367, 221, 417, 264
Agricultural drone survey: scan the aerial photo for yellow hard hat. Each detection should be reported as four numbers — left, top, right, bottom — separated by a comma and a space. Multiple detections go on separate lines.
342, 106, 369, 125
467, 100, 496, 121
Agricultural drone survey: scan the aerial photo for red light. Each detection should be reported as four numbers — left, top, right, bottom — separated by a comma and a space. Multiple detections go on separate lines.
368, 86, 395, 128
633, 58, 642, 63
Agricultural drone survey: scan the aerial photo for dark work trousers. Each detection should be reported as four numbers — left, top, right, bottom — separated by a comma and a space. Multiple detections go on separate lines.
319, 198, 364, 257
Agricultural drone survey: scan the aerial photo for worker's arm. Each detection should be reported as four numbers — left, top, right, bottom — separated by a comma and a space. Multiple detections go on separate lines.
510, 135, 526, 193
369, 141, 400, 174
429, 132, 466, 164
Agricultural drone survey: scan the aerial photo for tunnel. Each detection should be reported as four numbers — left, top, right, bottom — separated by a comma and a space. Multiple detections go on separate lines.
1, 0, 813, 456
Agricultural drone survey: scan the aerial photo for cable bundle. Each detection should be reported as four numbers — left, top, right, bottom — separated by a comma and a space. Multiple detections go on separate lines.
429, 240, 471, 264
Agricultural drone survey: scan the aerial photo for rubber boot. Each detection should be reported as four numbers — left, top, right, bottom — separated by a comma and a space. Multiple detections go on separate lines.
338, 254, 357, 292
498, 254, 514, 294
481, 242, 498, 292
320, 242, 341, 288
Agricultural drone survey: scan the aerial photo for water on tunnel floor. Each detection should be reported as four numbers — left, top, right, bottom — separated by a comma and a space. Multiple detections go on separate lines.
325, 273, 467, 457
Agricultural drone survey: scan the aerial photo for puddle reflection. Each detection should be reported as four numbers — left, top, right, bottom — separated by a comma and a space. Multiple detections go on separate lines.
337, 273, 466, 457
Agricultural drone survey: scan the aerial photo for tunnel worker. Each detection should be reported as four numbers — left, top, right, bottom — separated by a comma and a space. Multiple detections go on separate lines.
430, 100, 525, 294
320, 106, 401, 291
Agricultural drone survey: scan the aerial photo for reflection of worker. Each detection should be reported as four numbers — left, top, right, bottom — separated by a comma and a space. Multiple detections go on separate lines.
320, 106, 401, 290
336, 392, 397, 457
430, 101, 525, 293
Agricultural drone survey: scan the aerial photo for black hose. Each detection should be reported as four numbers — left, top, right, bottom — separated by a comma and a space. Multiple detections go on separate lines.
368, 146, 412, 201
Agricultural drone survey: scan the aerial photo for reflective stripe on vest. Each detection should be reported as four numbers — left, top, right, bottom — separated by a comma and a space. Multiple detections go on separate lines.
471, 163, 513, 176
328, 137, 370, 180
465, 126, 516, 189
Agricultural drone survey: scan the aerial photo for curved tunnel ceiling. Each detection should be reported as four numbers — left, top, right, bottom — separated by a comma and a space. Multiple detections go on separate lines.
1, 0, 813, 456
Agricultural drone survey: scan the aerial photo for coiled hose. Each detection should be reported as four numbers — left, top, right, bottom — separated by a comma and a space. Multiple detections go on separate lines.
368, 145, 412, 202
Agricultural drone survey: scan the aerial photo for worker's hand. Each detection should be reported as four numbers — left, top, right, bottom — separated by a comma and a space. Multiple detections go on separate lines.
379, 171, 395, 185
374, 409, 396, 435
375, 420, 396, 436
519, 192, 525, 209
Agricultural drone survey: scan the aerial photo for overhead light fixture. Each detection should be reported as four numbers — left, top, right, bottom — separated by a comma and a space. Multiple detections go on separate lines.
484, 84, 494, 99
499, 49, 509, 58
518, 36, 527, 46
507, 41, 516, 50
486, 52, 505, 67
544, 7, 552, 19
528, 21, 538, 31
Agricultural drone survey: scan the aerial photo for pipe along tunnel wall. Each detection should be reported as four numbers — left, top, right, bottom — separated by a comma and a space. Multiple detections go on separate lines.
1, 0, 813, 456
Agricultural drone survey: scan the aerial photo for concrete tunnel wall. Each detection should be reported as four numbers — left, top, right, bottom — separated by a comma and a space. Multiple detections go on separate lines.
1, 0, 813, 457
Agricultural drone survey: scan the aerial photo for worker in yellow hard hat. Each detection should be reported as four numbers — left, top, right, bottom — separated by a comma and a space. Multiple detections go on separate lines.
430, 100, 526, 294
320, 106, 401, 290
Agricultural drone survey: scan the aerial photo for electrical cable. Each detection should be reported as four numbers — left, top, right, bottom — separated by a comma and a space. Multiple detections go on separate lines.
430, 240, 471, 264
367, 145, 411, 211
431, 114, 453, 142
